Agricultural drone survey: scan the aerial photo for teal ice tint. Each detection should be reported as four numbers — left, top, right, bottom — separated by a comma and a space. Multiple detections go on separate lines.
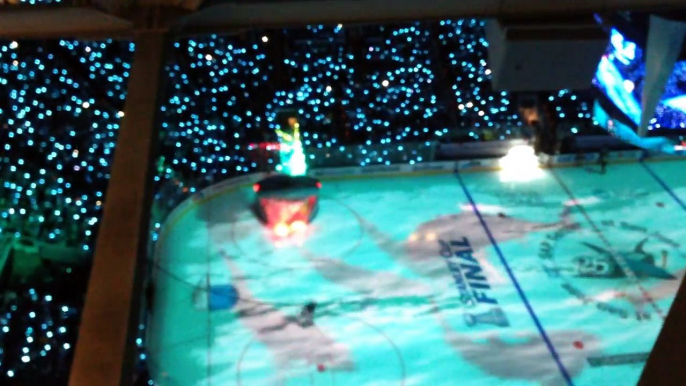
148, 159, 686, 386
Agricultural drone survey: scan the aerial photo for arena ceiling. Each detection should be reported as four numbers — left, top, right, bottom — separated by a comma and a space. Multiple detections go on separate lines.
1, 0, 686, 39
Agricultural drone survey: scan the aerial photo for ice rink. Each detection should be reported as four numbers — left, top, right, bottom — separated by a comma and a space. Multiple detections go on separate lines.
147, 159, 686, 386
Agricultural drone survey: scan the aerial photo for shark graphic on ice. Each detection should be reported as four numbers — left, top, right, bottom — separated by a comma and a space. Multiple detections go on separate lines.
296, 208, 575, 314
588, 267, 686, 315
300, 249, 433, 300
355, 207, 575, 284
432, 307, 601, 386
574, 239, 677, 280
566, 239, 685, 315
219, 251, 355, 384
622, 268, 686, 312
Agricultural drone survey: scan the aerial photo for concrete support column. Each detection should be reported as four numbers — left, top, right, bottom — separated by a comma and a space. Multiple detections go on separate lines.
638, 15, 686, 136
69, 31, 168, 386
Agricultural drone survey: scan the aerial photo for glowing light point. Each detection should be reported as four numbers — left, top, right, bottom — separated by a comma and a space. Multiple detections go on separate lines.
276, 116, 308, 176
290, 221, 307, 233
499, 145, 543, 183
274, 223, 290, 238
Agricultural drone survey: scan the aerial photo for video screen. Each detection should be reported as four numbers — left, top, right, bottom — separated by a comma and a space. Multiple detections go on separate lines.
593, 29, 686, 130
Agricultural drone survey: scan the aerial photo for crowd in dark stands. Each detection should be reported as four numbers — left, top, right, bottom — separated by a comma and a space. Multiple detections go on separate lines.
0, 38, 133, 385
0, 18, 685, 385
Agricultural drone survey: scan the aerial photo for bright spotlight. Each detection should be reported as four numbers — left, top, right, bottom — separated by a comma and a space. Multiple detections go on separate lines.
274, 223, 290, 237
505, 145, 535, 158
499, 145, 543, 182
290, 221, 307, 233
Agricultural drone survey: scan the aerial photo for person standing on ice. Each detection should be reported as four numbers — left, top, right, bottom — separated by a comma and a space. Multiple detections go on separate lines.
598, 147, 608, 174
256, 301, 318, 332
297, 302, 317, 328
